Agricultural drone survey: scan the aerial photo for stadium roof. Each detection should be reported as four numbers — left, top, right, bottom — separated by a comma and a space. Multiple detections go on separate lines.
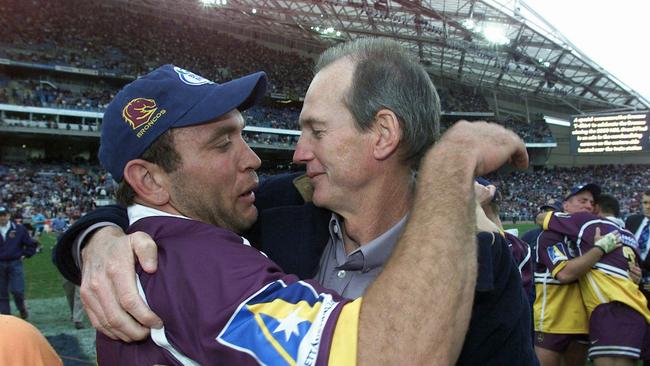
122, 0, 649, 112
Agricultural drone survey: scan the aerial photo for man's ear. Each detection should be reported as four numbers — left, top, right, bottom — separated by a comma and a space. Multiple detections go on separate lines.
122, 159, 171, 206
372, 108, 402, 160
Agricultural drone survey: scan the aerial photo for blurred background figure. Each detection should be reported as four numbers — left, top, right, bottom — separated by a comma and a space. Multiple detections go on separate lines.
0, 206, 38, 319
30, 207, 46, 238
62, 280, 85, 329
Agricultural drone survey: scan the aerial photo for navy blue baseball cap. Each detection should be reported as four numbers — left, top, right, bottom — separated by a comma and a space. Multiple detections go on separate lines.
0, 206, 7, 215
99, 64, 267, 182
564, 183, 601, 201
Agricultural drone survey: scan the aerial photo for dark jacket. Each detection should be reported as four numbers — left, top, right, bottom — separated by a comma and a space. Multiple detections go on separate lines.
54, 172, 535, 365
0, 221, 37, 261
626, 214, 647, 237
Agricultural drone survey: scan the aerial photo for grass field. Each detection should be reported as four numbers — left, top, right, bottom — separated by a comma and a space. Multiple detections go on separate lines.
503, 222, 538, 237
25, 232, 68, 299
18, 232, 96, 365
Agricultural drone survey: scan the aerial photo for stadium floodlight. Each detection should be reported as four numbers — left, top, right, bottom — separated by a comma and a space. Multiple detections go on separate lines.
544, 116, 570, 127
200, 0, 226, 6
462, 18, 476, 30
252, 8, 257, 14
482, 23, 510, 45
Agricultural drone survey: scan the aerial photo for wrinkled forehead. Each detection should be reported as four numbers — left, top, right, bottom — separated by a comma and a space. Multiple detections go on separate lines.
300, 77, 352, 127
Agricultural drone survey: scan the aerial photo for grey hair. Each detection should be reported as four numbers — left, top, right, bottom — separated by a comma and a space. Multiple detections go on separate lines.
315, 37, 441, 170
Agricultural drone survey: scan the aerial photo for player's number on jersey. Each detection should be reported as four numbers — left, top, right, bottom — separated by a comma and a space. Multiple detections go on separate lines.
622, 247, 636, 270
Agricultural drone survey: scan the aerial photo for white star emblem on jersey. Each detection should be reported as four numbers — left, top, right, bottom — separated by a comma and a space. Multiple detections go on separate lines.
273, 308, 305, 341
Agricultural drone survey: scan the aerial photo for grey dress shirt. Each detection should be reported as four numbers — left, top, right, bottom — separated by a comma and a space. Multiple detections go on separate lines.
314, 213, 407, 298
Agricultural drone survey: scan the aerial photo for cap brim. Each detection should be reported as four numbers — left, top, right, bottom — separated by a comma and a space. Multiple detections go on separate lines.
174, 71, 267, 128
565, 183, 601, 201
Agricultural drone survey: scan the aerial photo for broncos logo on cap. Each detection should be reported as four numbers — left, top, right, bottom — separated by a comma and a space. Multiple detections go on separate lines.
122, 98, 158, 129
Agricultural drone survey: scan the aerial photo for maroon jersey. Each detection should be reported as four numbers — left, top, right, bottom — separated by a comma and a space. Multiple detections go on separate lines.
542, 211, 639, 276
96, 215, 359, 365
541, 211, 650, 323
504, 232, 532, 295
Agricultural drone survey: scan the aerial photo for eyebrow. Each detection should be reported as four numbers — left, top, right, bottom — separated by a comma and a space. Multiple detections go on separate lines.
298, 117, 325, 128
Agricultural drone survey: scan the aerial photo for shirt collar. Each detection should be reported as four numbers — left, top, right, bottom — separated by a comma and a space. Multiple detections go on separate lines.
127, 204, 192, 226
605, 216, 625, 228
0, 221, 11, 234
328, 213, 408, 272
126, 204, 252, 247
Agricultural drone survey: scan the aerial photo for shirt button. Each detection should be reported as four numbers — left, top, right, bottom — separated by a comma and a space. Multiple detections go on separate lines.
337, 270, 346, 278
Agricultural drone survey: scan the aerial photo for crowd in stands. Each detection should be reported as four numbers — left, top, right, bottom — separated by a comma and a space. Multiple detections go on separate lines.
490, 164, 650, 221
0, 0, 313, 98
498, 116, 554, 143
0, 163, 113, 230
0, 0, 554, 143
0, 76, 555, 143
0, 77, 114, 111
2, 0, 500, 114
244, 132, 299, 147
441, 116, 554, 144
243, 105, 302, 131
1, 162, 648, 226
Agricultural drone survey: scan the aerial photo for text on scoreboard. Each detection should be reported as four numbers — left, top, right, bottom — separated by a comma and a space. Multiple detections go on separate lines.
570, 111, 649, 154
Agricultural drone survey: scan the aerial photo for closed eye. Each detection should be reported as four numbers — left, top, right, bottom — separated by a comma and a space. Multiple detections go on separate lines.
312, 128, 325, 139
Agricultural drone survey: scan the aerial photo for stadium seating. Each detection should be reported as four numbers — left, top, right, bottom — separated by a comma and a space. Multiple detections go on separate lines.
489, 164, 650, 221
1, 161, 648, 223
0, 0, 558, 143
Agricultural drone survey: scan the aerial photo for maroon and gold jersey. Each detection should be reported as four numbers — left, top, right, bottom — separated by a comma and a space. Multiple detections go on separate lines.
542, 211, 650, 323
96, 214, 359, 365
534, 229, 588, 334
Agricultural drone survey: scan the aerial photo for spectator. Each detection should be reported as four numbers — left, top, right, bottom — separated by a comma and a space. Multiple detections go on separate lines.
0, 206, 38, 319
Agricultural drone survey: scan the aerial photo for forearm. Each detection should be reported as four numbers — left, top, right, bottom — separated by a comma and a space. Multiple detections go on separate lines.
556, 248, 603, 283
359, 146, 477, 365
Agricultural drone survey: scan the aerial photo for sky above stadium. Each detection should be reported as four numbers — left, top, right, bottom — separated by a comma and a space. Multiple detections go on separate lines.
525, 0, 650, 106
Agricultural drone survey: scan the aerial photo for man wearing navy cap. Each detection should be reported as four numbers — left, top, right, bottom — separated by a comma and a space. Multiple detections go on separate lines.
87, 62, 528, 365
0, 206, 38, 319
533, 183, 601, 366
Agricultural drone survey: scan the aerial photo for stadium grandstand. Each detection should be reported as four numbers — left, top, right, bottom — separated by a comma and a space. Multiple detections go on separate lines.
1, 1, 650, 361
1, 0, 649, 218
